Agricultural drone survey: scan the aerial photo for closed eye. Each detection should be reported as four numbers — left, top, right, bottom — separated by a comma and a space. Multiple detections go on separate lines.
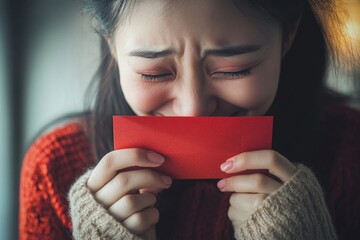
212, 68, 251, 79
140, 73, 173, 82
140, 68, 251, 82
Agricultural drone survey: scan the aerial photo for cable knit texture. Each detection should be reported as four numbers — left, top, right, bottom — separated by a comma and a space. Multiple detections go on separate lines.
68, 170, 144, 240
19, 102, 360, 239
235, 164, 336, 239
68, 164, 336, 240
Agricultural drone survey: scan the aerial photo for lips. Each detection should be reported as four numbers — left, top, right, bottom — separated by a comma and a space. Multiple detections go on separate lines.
154, 109, 248, 116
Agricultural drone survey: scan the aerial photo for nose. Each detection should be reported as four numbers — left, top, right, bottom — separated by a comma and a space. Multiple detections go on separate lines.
173, 71, 216, 116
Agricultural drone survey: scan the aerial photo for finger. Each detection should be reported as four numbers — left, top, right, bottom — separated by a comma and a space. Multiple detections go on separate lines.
139, 187, 163, 196
122, 207, 159, 236
228, 193, 268, 225
217, 173, 282, 193
88, 149, 165, 191
94, 169, 172, 206
108, 193, 156, 221
220, 150, 296, 182
228, 205, 250, 225
229, 193, 267, 212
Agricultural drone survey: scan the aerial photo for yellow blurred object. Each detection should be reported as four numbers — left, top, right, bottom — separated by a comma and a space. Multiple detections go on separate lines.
344, 19, 360, 41
336, 0, 360, 66
323, 0, 360, 103
344, 1, 360, 45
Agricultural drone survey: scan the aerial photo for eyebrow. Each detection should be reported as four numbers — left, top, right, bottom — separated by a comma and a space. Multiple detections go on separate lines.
127, 45, 261, 59
204, 45, 262, 57
128, 49, 174, 58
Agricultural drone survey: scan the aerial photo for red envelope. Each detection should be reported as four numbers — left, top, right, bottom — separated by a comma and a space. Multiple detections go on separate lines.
113, 116, 273, 179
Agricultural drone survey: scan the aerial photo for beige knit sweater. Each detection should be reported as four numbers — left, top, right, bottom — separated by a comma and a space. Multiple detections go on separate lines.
68, 164, 337, 239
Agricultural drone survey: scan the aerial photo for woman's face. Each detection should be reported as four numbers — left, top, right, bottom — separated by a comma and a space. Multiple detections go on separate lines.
112, 0, 283, 116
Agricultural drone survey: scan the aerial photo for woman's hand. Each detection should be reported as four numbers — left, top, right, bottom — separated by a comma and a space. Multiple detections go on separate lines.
217, 150, 297, 227
87, 148, 172, 240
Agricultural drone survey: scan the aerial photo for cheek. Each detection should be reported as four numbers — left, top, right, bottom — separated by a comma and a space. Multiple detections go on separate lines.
120, 73, 169, 115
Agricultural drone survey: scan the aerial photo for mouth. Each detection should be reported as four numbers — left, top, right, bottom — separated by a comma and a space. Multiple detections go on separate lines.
154, 109, 248, 116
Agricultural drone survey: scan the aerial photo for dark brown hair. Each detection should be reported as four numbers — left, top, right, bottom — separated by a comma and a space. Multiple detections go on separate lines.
83, 0, 346, 184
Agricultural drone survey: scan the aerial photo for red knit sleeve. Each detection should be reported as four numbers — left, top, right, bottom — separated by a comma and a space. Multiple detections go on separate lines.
19, 122, 95, 240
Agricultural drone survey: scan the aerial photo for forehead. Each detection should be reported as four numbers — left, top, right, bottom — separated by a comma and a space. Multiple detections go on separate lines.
115, 0, 280, 50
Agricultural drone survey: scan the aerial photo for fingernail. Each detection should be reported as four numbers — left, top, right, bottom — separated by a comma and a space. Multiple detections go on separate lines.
161, 175, 172, 185
147, 152, 165, 164
217, 179, 225, 190
220, 161, 233, 172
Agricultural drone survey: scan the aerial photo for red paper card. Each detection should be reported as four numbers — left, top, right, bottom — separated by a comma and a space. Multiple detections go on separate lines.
113, 116, 273, 179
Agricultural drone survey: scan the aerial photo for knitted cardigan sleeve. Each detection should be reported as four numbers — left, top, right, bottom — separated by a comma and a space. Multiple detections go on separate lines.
68, 170, 144, 240
68, 165, 336, 240
234, 164, 337, 240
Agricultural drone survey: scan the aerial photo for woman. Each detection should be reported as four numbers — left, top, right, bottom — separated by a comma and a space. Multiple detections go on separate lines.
20, 0, 360, 239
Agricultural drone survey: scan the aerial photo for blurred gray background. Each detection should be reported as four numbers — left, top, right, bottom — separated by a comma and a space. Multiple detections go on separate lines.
0, 0, 359, 239
1, 0, 100, 239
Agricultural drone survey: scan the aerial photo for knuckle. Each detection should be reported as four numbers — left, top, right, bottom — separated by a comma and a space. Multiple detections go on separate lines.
121, 195, 136, 210
252, 174, 266, 190
99, 152, 115, 170
130, 148, 145, 163
267, 150, 280, 167
133, 209, 154, 231
132, 208, 159, 230
227, 206, 236, 221
225, 178, 233, 189
240, 152, 249, 162
253, 194, 267, 208
229, 194, 237, 206
132, 213, 147, 230
235, 152, 247, 167
149, 207, 160, 224
86, 175, 97, 192
147, 194, 157, 205
114, 173, 129, 188
143, 169, 159, 183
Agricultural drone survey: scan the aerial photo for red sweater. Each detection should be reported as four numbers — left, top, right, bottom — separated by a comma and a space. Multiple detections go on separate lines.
19, 103, 360, 239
